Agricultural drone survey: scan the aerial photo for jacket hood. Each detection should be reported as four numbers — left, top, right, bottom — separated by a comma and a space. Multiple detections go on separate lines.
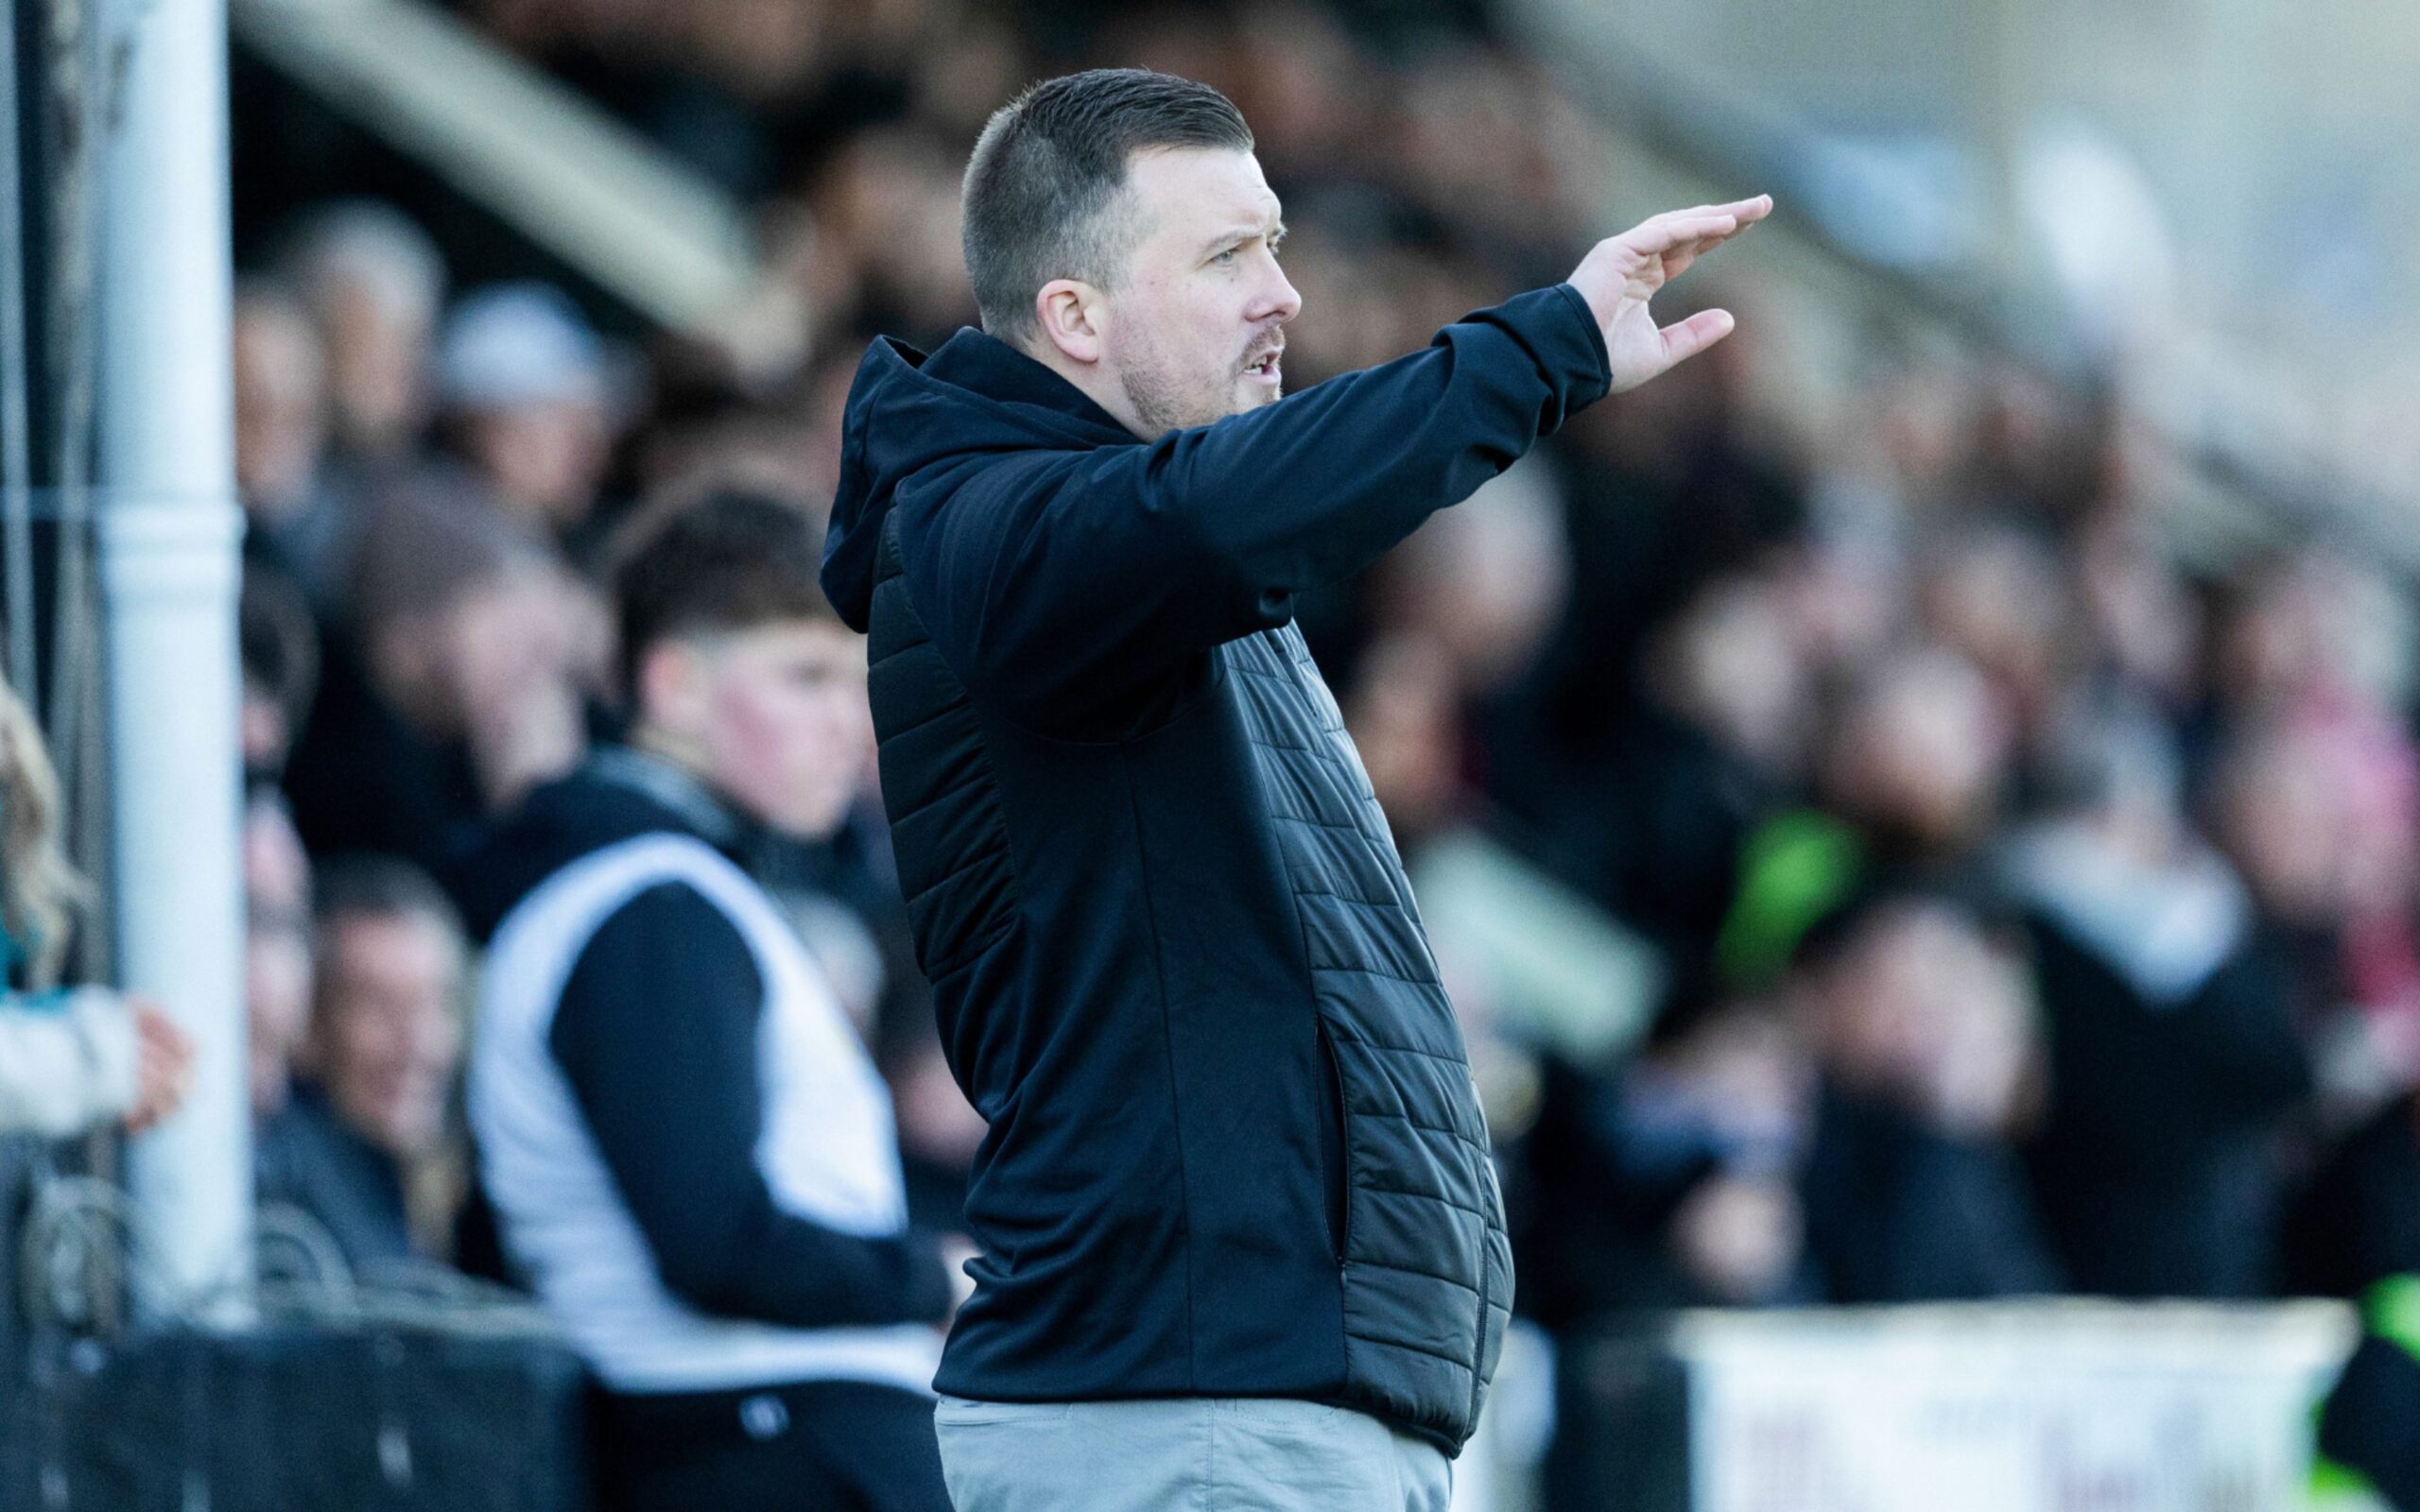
821, 328, 1132, 632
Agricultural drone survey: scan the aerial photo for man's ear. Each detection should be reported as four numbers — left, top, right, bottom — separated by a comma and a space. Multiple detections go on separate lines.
635, 639, 710, 737
1034, 279, 1105, 366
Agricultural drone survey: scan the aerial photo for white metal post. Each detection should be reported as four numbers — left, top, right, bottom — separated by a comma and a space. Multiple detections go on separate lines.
97, 0, 251, 1319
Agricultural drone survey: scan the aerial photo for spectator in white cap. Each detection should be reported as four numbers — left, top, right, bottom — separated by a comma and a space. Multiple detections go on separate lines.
438, 282, 619, 543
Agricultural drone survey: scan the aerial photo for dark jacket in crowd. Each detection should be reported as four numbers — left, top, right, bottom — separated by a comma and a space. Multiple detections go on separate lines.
1511, 1057, 1820, 1321
1563, 703, 1777, 978
1802, 1086, 2061, 1304
255, 1083, 417, 1273
2024, 914, 2314, 1297
2287, 1091, 2420, 1299
284, 631, 487, 888
822, 285, 1612, 1452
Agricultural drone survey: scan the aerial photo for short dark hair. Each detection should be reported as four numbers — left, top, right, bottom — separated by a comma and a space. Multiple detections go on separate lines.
313, 852, 465, 949
609, 487, 837, 704
311, 853, 465, 1027
351, 471, 544, 639
962, 69, 1253, 344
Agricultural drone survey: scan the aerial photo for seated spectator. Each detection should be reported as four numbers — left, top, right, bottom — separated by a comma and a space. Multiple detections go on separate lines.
282, 199, 448, 470
1816, 644, 2013, 888
1515, 1001, 1818, 1323
2015, 713, 2317, 1297
1577, 568, 1810, 979
466, 488, 957, 1512
1792, 892, 2060, 1302
1366, 455, 1570, 704
435, 283, 620, 553
284, 475, 590, 885
801, 127, 979, 352
1524, 642, 2020, 1325
0, 671, 190, 1141
234, 282, 364, 617
257, 854, 468, 1271
1917, 524, 2076, 744
1714, 642, 2010, 989
2005, 701, 2310, 1297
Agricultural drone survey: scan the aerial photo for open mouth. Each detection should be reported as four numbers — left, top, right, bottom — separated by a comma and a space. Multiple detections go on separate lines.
1244, 349, 1284, 384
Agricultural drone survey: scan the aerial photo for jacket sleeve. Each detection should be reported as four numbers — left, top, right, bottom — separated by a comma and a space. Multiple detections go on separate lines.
0, 988, 139, 1140
908, 284, 1610, 730
546, 883, 954, 1329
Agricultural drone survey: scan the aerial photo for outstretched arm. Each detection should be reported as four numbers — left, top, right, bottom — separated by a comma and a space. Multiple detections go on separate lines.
912, 198, 1772, 733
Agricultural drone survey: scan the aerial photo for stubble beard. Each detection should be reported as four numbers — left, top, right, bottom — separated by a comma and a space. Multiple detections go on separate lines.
1115, 328, 1261, 437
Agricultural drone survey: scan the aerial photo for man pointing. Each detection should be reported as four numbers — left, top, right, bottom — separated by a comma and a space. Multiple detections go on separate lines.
821, 67, 1768, 1512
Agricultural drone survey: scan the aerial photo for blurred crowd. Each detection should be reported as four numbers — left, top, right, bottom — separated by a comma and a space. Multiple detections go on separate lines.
199, 0, 2419, 1440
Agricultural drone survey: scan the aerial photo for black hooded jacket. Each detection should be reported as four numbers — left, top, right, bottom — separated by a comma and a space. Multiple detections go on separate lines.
821, 285, 1611, 1451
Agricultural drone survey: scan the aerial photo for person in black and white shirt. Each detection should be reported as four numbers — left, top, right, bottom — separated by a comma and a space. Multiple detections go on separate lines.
464, 487, 960, 1512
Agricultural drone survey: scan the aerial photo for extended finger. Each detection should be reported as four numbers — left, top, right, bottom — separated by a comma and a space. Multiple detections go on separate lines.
1652, 195, 1773, 249
1664, 205, 1773, 278
1623, 214, 1737, 259
1658, 307, 1737, 369
1710, 194, 1774, 226
1642, 196, 1771, 238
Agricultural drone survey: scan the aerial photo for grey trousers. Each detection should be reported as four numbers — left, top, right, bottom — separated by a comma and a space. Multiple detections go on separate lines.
932, 1396, 1453, 1512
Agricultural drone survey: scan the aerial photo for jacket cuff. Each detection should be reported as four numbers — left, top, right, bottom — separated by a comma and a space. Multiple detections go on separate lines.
70, 988, 142, 1120
1482, 284, 1615, 433
1549, 283, 1614, 394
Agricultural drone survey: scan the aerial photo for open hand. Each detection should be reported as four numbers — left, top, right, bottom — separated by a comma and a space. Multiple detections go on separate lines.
1565, 195, 1772, 393
128, 1001, 194, 1132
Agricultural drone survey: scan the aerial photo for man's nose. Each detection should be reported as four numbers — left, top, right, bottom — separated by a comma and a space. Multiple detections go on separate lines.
1255, 261, 1302, 326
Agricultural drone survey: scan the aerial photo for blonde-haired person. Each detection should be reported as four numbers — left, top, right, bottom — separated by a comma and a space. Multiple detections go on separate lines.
0, 671, 190, 1138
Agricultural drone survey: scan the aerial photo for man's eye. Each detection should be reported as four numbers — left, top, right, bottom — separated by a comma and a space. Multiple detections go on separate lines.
1212, 249, 1237, 266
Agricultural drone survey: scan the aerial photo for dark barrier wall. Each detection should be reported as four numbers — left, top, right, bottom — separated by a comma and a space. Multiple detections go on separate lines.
0, 1326, 588, 1511
1546, 1322, 1692, 1512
